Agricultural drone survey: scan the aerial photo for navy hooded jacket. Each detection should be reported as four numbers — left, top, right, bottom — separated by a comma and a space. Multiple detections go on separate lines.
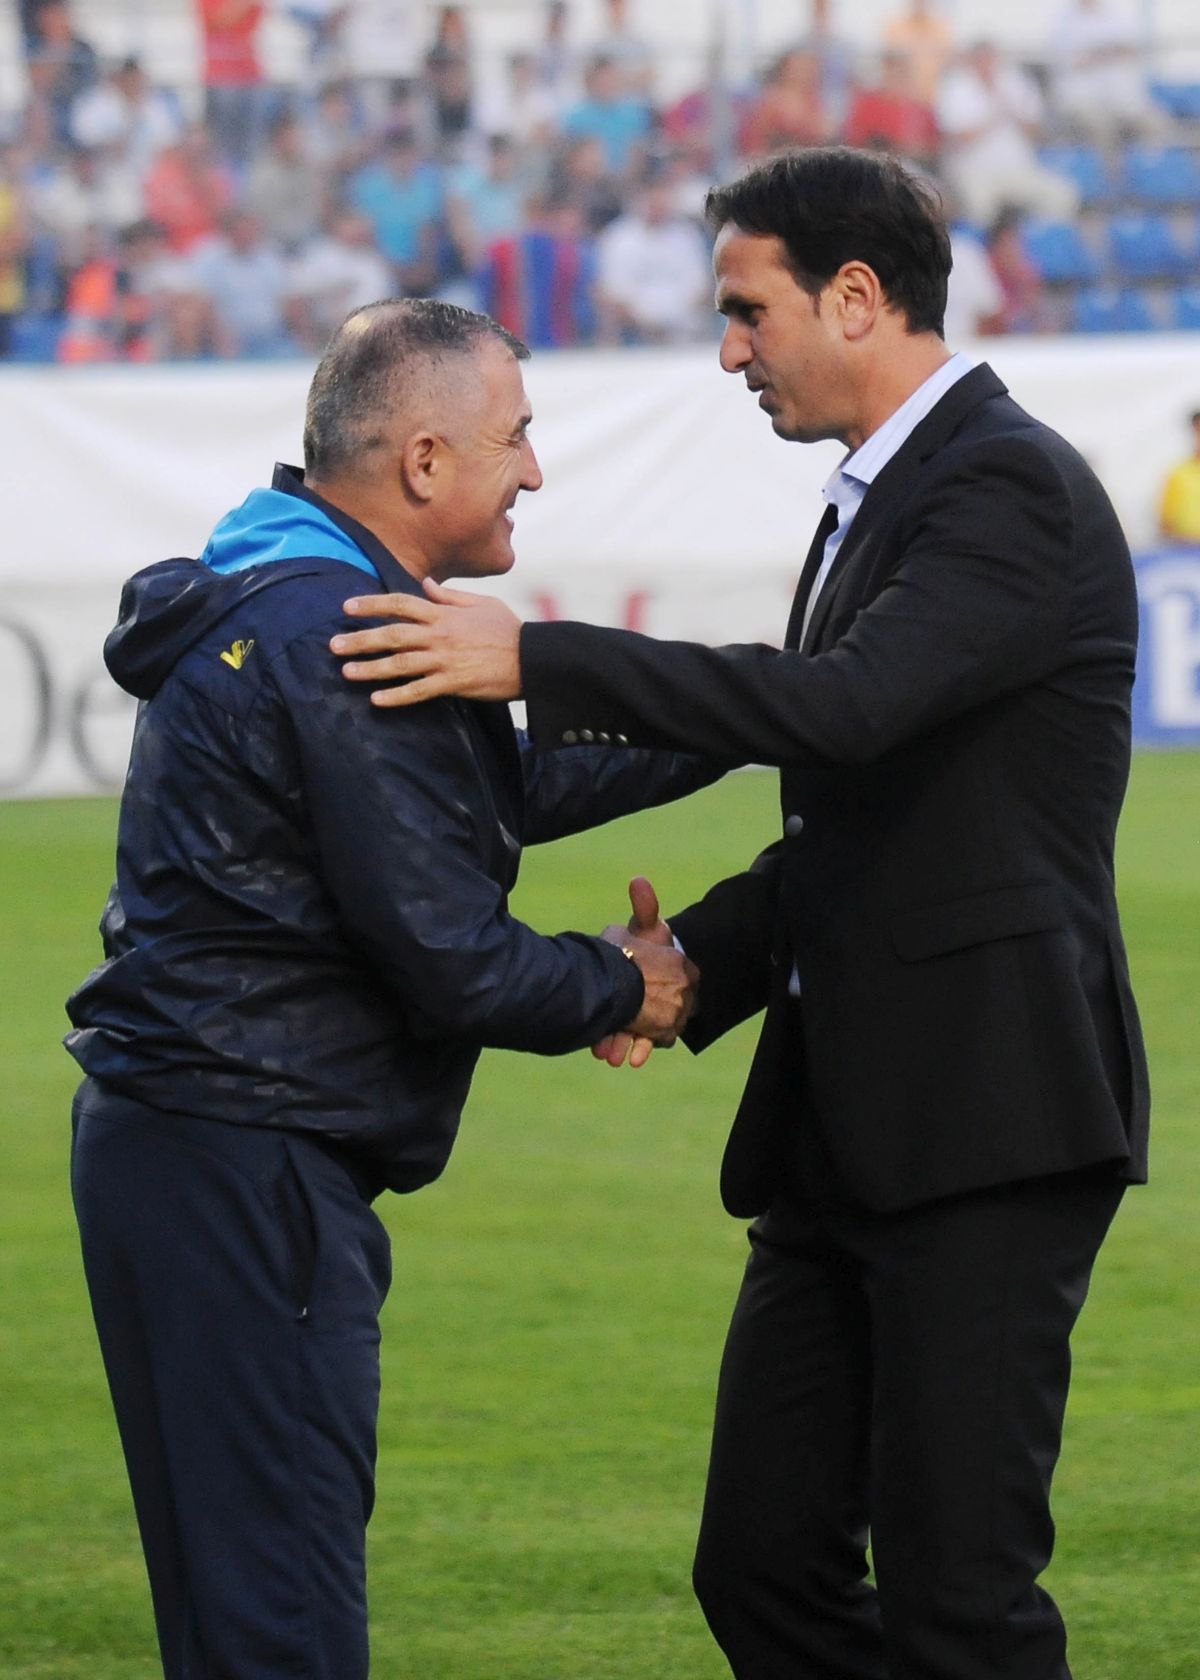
66, 466, 722, 1193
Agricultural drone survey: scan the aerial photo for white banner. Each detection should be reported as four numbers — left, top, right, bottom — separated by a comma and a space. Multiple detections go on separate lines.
3, 334, 1200, 796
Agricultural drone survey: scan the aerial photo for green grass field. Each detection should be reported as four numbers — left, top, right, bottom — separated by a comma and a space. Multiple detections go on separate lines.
2, 762, 1198, 1679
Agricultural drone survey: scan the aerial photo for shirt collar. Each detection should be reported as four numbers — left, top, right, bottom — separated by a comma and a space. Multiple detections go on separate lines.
824, 351, 976, 501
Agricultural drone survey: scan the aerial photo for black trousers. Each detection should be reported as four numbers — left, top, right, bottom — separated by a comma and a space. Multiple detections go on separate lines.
70, 1078, 392, 1680
692, 1157, 1124, 1680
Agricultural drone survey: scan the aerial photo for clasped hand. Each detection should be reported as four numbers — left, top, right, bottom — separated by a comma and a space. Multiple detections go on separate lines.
596, 877, 696, 1069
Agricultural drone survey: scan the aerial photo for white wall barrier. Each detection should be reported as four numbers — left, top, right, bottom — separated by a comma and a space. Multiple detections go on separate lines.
3, 336, 1200, 798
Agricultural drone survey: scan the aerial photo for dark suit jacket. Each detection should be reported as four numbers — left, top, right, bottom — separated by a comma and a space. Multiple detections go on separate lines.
519, 364, 1150, 1214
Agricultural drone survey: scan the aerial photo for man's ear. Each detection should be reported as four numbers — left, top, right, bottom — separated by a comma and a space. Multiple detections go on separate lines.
399, 431, 442, 503
833, 261, 884, 343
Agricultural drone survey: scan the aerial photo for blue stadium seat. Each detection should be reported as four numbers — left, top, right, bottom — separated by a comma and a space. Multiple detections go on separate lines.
1107, 212, 1193, 279
1167, 286, 1200, 330
1119, 145, 1200, 206
1039, 144, 1111, 205
1150, 81, 1200, 121
1072, 287, 1158, 333
1021, 218, 1101, 284
8, 314, 65, 362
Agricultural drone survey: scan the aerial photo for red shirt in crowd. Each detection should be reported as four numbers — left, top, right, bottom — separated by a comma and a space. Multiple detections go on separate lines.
144, 145, 234, 251
844, 90, 938, 161
197, 0, 265, 87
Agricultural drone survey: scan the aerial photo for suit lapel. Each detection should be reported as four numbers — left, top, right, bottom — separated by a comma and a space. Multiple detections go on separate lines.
784, 503, 838, 651
802, 504, 882, 651
800, 364, 1009, 652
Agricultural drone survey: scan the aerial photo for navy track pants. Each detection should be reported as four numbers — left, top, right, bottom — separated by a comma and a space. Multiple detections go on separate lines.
71, 1078, 393, 1680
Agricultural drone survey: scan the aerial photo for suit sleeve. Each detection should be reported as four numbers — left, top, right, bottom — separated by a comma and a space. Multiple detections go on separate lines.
521, 439, 1074, 767
672, 842, 782, 1052
274, 629, 644, 1053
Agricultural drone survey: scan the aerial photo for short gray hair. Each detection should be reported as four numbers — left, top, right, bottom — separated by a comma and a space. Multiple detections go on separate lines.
302, 298, 530, 478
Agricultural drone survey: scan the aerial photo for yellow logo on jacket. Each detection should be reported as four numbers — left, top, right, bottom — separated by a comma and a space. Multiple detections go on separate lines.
219, 639, 255, 670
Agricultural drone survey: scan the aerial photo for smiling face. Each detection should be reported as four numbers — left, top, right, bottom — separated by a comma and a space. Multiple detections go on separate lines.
431, 340, 543, 580
713, 223, 853, 445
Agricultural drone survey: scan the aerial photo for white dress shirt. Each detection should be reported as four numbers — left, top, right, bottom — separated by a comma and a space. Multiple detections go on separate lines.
800, 352, 976, 645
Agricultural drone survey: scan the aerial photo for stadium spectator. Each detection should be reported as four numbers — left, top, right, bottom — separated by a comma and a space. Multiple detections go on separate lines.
1049, 0, 1165, 144
285, 204, 393, 350
349, 127, 442, 294
562, 54, 652, 178
0, 147, 30, 357
738, 50, 831, 161
425, 47, 482, 153
937, 40, 1079, 227
882, 0, 956, 106
986, 207, 1052, 332
244, 110, 325, 252
56, 219, 160, 363
196, 0, 268, 167
483, 192, 597, 346
283, 0, 347, 83
298, 78, 374, 184
432, 4, 470, 56
24, 0, 99, 146
17, 0, 48, 56
553, 133, 624, 234
338, 0, 419, 127
844, 50, 939, 169
942, 219, 1005, 341
594, 172, 711, 345
1158, 410, 1200, 543
143, 124, 234, 253
661, 139, 718, 224
30, 142, 141, 283
535, 0, 579, 115
661, 78, 750, 171
189, 207, 295, 356
793, 0, 855, 130
588, 0, 655, 99
446, 134, 526, 280
152, 268, 226, 361
476, 52, 558, 182
69, 57, 183, 183
66, 297, 701, 1680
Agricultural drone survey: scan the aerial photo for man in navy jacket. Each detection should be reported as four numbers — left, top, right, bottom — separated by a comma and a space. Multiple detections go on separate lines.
66, 299, 711, 1680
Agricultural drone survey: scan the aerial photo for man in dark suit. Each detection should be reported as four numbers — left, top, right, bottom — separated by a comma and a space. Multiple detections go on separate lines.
331, 151, 1150, 1679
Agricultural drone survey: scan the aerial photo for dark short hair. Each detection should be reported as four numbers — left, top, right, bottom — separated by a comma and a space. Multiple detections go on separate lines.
303, 299, 529, 478
705, 147, 952, 337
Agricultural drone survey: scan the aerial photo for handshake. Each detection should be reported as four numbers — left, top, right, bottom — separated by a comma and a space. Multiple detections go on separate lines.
595, 876, 698, 1070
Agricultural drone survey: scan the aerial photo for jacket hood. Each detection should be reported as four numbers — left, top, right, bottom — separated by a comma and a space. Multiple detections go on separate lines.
104, 478, 379, 700
104, 558, 291, 699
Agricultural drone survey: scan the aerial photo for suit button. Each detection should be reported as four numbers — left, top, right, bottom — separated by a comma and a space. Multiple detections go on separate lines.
597, 731, 611, 744
784, 814, 805, 837
562, 730, 578, 745
615, 733, 629, 746
580, 729, 595, 743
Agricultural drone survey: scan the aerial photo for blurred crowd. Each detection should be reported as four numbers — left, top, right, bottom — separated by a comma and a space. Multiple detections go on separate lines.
0, 0, 1195, 363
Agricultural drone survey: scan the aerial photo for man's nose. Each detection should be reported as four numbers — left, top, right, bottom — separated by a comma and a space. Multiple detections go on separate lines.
521, 441, 544, 492
719, 320, 751, 373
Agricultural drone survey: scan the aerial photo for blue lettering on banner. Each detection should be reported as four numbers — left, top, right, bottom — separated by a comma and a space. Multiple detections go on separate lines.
1132, 549, 1200, 746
